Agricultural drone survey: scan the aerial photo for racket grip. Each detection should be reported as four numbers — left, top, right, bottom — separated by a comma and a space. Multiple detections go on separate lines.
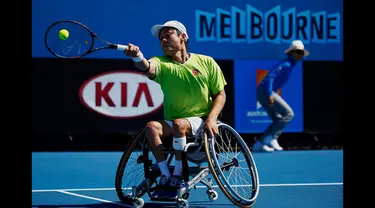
116, 44, 128, 51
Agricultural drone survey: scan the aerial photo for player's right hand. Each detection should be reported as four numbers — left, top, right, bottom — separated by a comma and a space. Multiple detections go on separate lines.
124, 43, 141, 58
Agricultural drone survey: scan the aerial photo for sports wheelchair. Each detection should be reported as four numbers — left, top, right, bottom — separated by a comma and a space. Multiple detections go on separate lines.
115, 121, 260, 207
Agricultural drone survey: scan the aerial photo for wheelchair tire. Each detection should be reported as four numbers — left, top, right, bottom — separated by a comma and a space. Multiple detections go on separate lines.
204, 122, 260, 207
115, 128, 155, 204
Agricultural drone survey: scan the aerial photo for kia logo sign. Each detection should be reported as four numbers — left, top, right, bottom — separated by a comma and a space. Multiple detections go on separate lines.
79, 71, 164, 118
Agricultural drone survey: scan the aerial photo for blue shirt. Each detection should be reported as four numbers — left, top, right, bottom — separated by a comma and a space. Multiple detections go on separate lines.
259, 56, 298, 97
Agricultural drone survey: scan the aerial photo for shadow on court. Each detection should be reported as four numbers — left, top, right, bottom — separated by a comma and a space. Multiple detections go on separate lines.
32, 202, 170, 208
32, 202, 229, 208
32, 150, 343, 208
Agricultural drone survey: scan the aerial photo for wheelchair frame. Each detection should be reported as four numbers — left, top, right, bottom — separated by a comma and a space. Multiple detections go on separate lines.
115, 121, 260, 208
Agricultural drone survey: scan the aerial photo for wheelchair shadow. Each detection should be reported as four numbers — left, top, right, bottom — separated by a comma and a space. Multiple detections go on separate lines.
33, 201, 232, 208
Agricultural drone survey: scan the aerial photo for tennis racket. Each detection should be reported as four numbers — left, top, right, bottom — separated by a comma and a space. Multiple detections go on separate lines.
44, 20, 128, 58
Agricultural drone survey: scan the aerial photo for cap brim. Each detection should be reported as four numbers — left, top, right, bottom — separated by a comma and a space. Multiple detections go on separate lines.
151, 24, 166, 38
303, 49, 310, 57
284, 48, 310, 57
284, 48, 293, 54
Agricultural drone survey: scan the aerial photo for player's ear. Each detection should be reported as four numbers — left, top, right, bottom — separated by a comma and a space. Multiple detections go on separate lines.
181, 33, 187, 43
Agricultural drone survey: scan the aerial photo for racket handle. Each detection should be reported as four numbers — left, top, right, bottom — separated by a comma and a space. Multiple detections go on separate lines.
115, 44, 128, 51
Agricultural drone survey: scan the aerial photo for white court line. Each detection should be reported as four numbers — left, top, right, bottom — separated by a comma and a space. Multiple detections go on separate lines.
260, 182, 343, 187
32, 182, 343, 193
57, 190, 131, 207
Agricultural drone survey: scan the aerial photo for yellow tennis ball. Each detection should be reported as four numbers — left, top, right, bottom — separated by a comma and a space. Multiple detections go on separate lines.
58, 29, 69, 40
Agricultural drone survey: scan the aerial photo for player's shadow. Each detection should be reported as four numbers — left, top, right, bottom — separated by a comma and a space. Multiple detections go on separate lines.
32, 201, 231, 208
32, 202, 172, 208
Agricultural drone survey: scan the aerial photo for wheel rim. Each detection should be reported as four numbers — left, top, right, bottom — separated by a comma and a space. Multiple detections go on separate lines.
117, 131, 157, 200
208, 123, 260, 204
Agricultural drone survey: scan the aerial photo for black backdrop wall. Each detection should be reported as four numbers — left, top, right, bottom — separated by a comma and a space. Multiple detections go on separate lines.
302, 61, 344, 133
32, 58, 343, 151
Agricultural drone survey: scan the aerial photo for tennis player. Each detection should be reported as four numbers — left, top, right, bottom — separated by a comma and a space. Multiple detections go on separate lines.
253, 40, 309, 152
123, 20, 227, 197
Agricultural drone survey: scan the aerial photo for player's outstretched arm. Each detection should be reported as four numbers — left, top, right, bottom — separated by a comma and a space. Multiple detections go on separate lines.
123, 43, 156, 78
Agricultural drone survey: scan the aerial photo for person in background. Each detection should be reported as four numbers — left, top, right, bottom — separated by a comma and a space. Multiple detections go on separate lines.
253, 40, 309, 152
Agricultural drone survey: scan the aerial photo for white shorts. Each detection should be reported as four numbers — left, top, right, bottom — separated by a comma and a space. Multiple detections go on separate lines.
165, 117, 205, 137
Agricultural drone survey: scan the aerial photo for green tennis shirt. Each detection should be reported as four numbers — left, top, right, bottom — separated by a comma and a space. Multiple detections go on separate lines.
149, 53, 227, 120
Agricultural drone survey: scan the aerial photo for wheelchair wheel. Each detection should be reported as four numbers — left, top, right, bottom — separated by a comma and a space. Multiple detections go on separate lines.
115, 129, 159, 205
204, 122, 260, 207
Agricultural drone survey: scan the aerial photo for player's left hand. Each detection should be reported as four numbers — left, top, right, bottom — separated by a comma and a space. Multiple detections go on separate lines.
204, 116, 219, 138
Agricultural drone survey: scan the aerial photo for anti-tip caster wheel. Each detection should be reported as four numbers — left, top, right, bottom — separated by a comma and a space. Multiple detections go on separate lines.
177, 198, 189, 208
182, 192, 190, 199
132, 198, 144, 208
207, 189, 218, 201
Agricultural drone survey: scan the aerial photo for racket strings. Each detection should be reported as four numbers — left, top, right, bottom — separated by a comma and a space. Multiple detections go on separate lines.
61, 40, 80, 55
46, 21, 93, 58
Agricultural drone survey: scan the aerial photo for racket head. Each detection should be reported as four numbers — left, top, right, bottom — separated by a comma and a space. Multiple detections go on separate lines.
44, 20, 96, 58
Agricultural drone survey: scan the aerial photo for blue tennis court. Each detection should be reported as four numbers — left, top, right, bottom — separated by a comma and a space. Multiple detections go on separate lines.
32, 149, 343, 208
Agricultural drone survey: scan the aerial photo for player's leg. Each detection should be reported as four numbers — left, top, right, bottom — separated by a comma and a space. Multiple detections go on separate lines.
172, 119, 191, 173
169, 117, 204, 187
144, 121, 174, 181
263, 92, 294, 150
253, 87, 279, 152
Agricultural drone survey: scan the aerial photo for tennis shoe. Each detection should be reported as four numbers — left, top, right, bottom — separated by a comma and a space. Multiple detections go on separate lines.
252, 141, 275, 152
158, 175, 169, 187
269, 139, 283, 151
151, 175, 179, 200
167, 175, 185, 188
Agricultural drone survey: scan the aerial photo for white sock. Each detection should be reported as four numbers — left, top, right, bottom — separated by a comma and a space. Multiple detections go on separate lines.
173, 160, 183, 176
158, 160, 171, 178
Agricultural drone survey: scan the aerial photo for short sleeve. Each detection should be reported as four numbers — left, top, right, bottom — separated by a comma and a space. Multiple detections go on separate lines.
148, 56, 162, 83
208, 57, 227, 95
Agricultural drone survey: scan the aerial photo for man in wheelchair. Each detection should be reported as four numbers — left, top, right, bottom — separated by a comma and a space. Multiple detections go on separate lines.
123, 20, 227, 198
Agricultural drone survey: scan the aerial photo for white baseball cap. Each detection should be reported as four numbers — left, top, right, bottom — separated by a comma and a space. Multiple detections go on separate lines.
284, 40, 310, 56
151, 20, 189, 40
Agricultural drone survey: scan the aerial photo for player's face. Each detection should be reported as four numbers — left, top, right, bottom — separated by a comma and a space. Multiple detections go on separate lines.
291, 50, 305, 61
159, 27, 186, 55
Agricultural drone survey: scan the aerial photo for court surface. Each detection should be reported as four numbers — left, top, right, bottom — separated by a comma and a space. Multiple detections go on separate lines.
32, 150, 343, 208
